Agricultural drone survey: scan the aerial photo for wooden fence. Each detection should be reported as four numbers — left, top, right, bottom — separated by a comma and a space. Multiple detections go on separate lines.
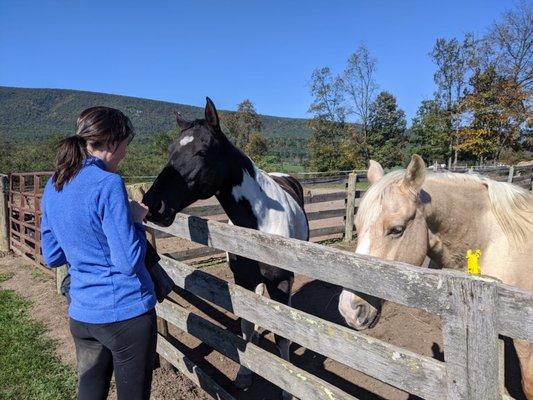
147, 164, 533, 262
5, 171, 54, 274
1, 164, 531, 264
0, 165, 531, 399
146, 213, 532, 400
448, 164, 533, 190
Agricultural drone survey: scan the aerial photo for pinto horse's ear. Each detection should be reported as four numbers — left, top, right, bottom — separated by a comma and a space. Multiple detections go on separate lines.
402, 154, 426, 192
173, 110, 192, 130
367, 160, 385, 185
205, 97, 220, 128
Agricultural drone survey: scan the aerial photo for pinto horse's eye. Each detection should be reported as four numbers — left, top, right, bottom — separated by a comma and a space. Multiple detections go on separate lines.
388, 225, 405, 237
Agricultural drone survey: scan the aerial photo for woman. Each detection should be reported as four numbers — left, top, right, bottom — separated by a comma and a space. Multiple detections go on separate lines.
41, 106, 157, 400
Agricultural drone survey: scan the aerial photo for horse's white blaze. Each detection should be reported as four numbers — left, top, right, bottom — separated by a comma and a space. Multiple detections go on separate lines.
355, 234, 371, 255
339, 216, 376, 327
179, 135, 194, 146
231, 167, 307, 240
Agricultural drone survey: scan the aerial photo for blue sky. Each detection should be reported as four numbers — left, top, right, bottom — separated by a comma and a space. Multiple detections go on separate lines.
0, 1, 513, 123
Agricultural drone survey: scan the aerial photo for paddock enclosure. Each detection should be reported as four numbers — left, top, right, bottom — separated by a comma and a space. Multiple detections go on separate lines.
0, 164, 531, 400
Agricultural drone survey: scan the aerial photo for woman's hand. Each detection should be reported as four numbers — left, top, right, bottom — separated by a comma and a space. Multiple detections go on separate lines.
130, 200, 149, 224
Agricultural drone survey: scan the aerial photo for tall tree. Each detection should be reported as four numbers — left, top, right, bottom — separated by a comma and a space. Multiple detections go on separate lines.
487, 0, 533, 90
430, 35, 475, 167
340, 44, 378, 161
245, 132, 268, 160
410, 100, 449, 164
457, 65, 528, 162
222, 99, 263, 150
307, 67, 347, 171
367, 91, 407, 168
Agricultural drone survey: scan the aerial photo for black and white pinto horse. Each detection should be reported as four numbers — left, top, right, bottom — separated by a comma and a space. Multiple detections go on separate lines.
143, 98, 309, 398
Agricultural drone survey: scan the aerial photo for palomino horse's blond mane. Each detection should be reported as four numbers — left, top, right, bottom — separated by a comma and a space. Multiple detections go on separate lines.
358, 169, 533, 247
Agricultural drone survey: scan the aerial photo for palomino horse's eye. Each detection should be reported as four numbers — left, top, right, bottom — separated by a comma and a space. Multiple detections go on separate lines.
388, 225, 405, 237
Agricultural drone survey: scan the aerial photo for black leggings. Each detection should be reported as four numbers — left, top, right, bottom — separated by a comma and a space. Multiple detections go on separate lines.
69, 309, 157, 400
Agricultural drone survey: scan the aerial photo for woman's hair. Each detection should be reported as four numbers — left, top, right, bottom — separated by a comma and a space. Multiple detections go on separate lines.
53, 106, 134, 190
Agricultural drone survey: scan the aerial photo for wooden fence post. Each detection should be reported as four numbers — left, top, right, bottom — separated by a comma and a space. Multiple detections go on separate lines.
343, 172, 357, 242
56, 265, 69, 294
441, 276, 500, 400
507, 166, 514, 183
149, 227, 172, 370
0, 174, 9, 253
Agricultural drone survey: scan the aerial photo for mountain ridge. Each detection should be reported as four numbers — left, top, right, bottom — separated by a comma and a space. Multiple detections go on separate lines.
0, 86, 312, 139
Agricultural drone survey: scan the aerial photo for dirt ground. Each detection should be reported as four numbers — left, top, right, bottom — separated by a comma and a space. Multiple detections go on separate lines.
0, 253, 212, 400
0, 248, 525, 400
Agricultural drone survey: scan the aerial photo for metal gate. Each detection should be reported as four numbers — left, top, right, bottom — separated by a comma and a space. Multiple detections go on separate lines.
8, 171, 53, 274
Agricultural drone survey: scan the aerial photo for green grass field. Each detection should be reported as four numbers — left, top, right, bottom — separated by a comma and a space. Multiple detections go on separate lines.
0, 276, 76, 400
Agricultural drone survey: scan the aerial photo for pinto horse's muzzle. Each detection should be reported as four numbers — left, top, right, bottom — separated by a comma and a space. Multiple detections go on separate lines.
142, 187, 177, 227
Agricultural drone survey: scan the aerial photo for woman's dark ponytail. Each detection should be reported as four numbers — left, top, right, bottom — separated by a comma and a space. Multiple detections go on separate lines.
52, 107, 134, 191
53, 136, 88, 191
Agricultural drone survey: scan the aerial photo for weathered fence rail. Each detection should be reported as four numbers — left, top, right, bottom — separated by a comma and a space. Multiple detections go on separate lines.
154, 181, 362, 261
146, 213, 532, 400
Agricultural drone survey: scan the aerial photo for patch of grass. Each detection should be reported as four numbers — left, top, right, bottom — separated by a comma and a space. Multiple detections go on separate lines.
0, 289, 77, 400
30, 267, 49, 282
0, 272, 15, 283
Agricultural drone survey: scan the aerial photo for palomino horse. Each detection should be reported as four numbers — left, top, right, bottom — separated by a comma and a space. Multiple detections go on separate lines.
143, 98, 309, 400
338, 155, 533, 398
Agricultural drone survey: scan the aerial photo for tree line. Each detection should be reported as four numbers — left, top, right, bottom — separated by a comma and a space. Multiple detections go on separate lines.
307, 1, 532, 171
0, 100, 282, 176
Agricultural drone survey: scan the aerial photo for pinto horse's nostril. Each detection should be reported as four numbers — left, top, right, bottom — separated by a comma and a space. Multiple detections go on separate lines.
158, 200, 166, 215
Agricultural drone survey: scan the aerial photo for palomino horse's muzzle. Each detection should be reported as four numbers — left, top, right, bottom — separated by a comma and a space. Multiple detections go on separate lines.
338, 289, 382, 330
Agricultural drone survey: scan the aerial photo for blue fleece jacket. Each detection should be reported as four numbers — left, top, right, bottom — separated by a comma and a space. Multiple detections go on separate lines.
41, 156, 156, 323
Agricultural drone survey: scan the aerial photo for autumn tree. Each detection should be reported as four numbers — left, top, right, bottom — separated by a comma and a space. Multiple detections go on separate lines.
245, 132, 268, 159
457, 65, 528, 162
222, 99, 263, 150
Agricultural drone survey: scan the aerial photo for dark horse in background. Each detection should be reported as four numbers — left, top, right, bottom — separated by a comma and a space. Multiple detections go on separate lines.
143, 98, 309, 399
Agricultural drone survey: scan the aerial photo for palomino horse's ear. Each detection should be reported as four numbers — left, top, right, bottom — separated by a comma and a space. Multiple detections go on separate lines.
173, 110, 191, 130
205, 97, 220, 128
402, 154, 426, 192
367, 160, 385, 185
